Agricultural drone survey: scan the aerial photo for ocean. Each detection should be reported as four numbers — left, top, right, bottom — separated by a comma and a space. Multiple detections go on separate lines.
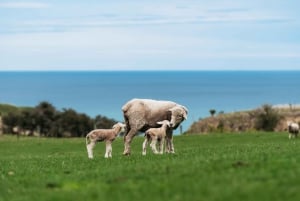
0, 71, 300, 133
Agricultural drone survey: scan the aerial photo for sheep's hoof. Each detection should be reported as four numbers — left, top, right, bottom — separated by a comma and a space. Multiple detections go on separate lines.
123, 152, 131, 156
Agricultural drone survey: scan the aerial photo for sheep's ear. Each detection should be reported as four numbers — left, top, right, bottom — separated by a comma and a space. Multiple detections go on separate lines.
157, 121, 163, 125
183, 113, 187, 120
182, 106, 188, 114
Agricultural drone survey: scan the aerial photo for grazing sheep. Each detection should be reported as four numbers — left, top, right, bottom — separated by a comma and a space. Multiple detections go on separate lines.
287, 121, 299, 139
142, 120, 171, 155
86, 122, 126, 158
122, 98, 188, 155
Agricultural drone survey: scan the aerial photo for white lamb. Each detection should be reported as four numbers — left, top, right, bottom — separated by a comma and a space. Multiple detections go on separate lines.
287, 121, 299, 139
86, 122, 126, 158
142, 120, 171, 155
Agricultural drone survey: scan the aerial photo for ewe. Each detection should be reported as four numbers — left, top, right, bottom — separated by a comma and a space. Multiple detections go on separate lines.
142, 120, 171, 155
86, 122, 125, 158
122, 98, 188, 155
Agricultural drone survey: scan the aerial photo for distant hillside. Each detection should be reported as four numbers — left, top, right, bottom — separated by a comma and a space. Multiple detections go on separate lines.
186, 104, 300, 134
0, 103, 33, 115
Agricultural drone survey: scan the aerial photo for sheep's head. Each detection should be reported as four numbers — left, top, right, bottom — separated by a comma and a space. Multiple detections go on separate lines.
168, 105, 188, 128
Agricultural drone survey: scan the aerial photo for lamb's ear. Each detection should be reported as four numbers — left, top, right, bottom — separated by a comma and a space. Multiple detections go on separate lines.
168, 108, 174, 113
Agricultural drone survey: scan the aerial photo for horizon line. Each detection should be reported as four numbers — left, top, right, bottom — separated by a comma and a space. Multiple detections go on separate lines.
0, 69, 300, 72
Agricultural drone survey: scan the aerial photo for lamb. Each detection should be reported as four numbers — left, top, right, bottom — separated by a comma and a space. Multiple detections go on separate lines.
287, 121, 299, 139
86, 122, 126, 158
142, 120, 171, 155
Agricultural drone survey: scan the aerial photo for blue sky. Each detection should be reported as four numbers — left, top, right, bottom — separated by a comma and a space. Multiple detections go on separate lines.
0, 0, 299, 71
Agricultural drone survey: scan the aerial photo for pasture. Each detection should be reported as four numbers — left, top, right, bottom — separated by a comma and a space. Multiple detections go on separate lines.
1, 133, 300, 201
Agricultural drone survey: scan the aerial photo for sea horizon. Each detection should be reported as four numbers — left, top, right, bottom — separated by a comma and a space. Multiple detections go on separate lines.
0, 69, 300, 72
1, 70, 300, 133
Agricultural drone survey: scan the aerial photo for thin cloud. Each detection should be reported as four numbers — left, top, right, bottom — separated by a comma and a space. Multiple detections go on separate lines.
3, 13, 289, 34
0, 2, 49, 9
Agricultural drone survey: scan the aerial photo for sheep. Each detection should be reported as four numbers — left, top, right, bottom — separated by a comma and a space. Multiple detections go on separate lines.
122, 98, 188, 155
86, 122, 126, 158
287, 121, 299, 139
142, 120, 171, 155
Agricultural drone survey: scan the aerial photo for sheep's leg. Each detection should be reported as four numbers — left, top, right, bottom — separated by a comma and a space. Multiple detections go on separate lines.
87, 141, 96, 159
142, 138, 148, 155
166, 130, 175, 153
105, 141, 112, 158
123, 128, 137, 155
165, 138, 170, 153
166, 138, 174, 153
150, 137, 158, 154
169, 137, 175, 153
157, 139, 161, 153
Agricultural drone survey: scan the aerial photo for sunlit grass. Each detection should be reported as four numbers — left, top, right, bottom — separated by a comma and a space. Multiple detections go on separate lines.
1, 133, 300, 201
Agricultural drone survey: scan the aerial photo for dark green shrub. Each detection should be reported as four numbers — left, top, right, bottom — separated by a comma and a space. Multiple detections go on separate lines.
255, 104, 282, 131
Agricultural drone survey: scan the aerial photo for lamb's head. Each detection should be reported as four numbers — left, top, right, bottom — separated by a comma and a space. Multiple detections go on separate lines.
113, 122, 126, 133
157, 120, 171, 128
168, 105, 188, 129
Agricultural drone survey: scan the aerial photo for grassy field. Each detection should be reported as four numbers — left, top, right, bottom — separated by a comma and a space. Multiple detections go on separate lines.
1, 133, 300, 201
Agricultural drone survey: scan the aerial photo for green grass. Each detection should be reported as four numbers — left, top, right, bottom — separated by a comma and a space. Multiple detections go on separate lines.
1, 133, 300, 201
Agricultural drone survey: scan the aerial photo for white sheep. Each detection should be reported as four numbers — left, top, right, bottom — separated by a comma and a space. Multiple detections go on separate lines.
142, 120, 171, 155
287, 121, 299, 139
86, 122, 126, 158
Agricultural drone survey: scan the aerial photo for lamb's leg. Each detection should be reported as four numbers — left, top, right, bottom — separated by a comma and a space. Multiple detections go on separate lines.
150, 137, 158, 154
108, 142, 113, 158
159, 138, 165, 154
105, 141, 112, 158
142, 138, 148, 155
87, 141, 96, 159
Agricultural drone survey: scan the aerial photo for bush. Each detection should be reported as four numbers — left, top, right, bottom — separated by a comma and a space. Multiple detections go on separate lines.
255, 104, 282, 131
1, 101, 117, 137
